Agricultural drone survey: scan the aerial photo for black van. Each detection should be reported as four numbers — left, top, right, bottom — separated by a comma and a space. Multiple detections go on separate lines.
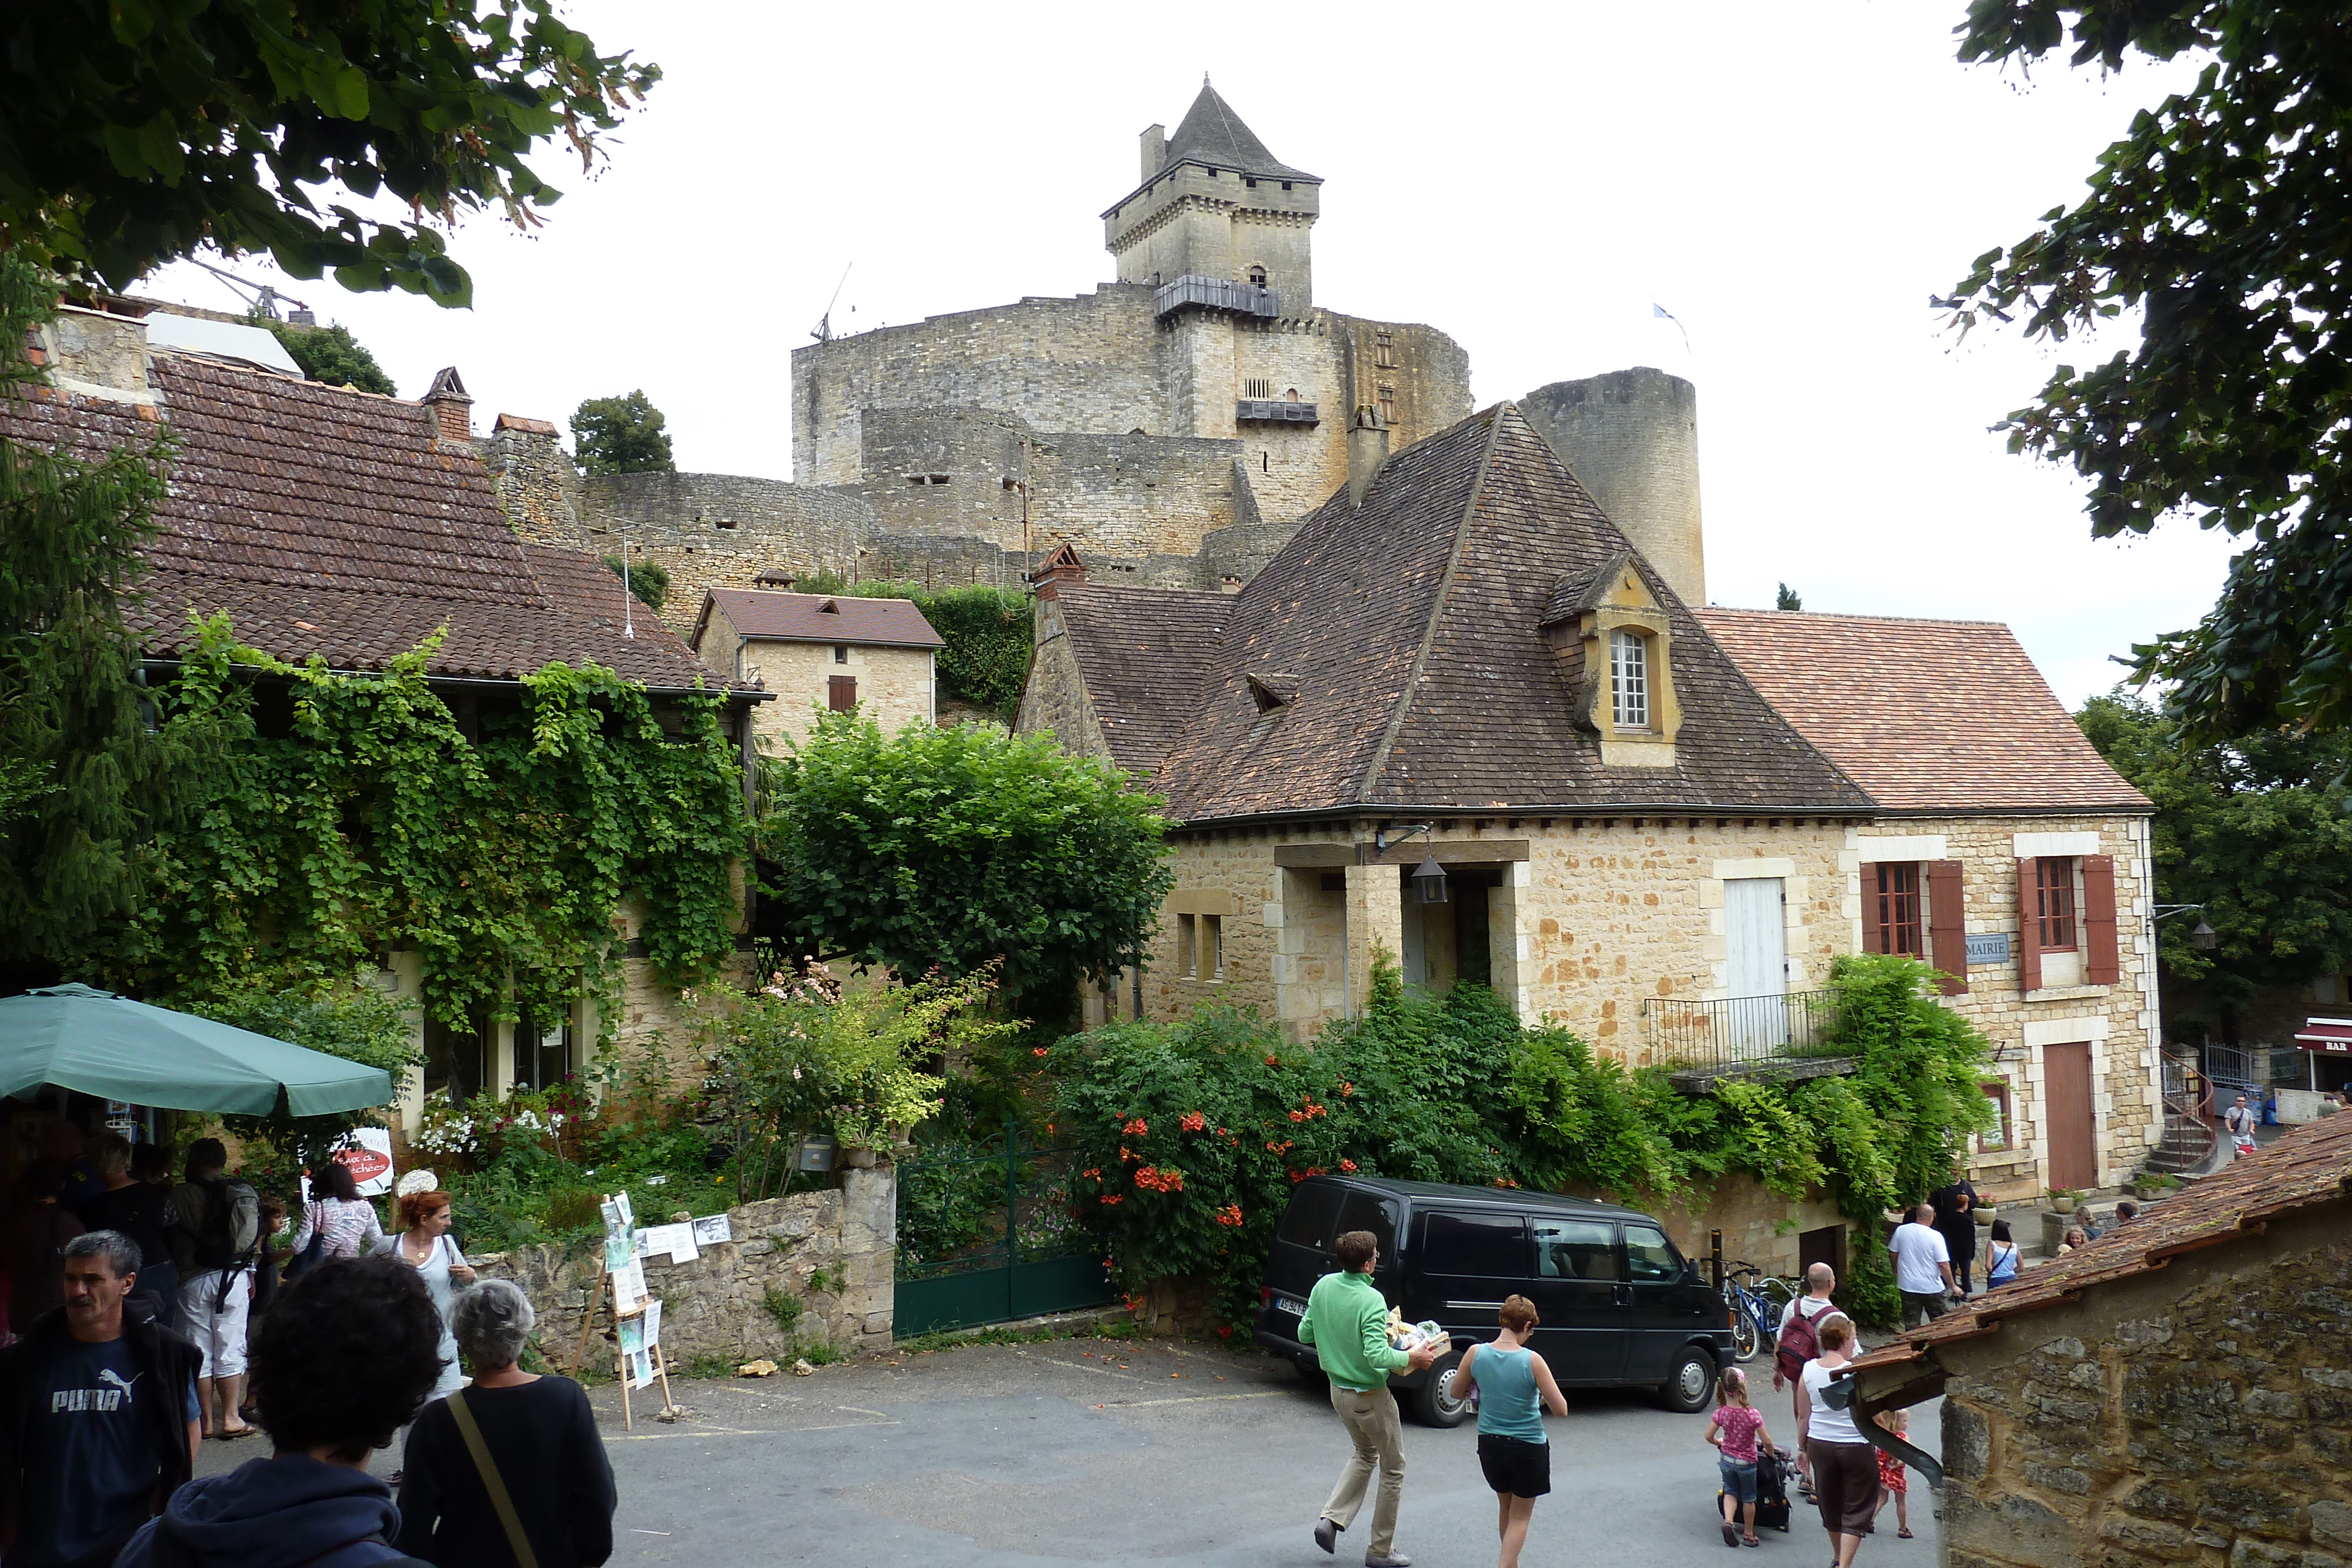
1252, 1175, 1733, 1425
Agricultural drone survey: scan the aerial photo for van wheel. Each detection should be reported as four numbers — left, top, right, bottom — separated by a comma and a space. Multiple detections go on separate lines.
1659, 1346, 1715, 1413
1414, 1350, 1474, 1427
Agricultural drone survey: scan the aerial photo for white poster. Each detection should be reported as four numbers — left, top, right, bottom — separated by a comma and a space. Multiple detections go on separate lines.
643, 1223, 698, 1264
299, 1128, 396, 1202
642, 1299, 662, 1349
610, 1261, 646, 1315
628, 1347, 654, 1389
690, 1214, 732, 1248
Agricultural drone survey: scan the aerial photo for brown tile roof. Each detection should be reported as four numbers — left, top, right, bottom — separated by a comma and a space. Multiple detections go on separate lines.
1852, 1113, 2352, 1382
1693, 609, 2150, 817
1150, 404, 1875, 823
1, 361, 736, 693
1050, 583, 1231, 775
698, 588, 944, 650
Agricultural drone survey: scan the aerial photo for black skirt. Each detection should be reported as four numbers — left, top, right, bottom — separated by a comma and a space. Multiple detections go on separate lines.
1478, 1432, 1552, 1498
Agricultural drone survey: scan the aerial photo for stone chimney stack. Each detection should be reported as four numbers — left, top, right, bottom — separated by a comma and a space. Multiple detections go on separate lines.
1347, 407, 1389, 509
1139, 123, 1167, 182
1518, 367, 1706, 607
423, 366, 473, 441
1031, 543, 1087, 600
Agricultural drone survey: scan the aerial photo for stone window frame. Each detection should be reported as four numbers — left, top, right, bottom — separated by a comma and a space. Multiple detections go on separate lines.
1582, 603, 1682, 765
1978, 1078, 2013, 1153
2033, 855, 2080, 953
1609, 627, 1649, 730
1869, 861, 1925, 957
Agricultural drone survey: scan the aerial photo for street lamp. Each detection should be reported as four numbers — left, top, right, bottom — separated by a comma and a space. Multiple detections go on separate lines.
2155, 904, 2219, 951
1374, 823, 1449, 904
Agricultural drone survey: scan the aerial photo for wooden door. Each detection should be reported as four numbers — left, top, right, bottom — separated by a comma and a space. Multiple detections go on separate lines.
2043, 1042, 2098, 1191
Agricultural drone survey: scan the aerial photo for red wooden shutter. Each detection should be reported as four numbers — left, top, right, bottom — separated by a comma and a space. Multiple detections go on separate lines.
827, 675, 858, 711
1859, 864, 1885, 954
2082, 854, 2120, 984
2016, 859, 2042, 992
1926, 860, 1967, 995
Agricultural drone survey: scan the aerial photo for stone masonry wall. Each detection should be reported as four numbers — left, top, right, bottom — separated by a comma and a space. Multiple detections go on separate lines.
1932, 1205, 2352, 1568
472, 1168, 897, 1367
477, 422, 587, 546
1842, 816, 2163, 1200
576, 472, 879, 634
732, 638, 934, 754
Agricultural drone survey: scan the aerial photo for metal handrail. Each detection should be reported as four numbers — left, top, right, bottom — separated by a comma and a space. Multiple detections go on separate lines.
1643, 988, 1842, 1074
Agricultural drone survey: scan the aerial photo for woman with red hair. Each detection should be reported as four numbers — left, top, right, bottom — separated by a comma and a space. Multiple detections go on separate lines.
372, 1190, 476, 1404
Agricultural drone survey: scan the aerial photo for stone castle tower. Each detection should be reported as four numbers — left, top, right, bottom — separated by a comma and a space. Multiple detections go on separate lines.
477, 87, 1705, 628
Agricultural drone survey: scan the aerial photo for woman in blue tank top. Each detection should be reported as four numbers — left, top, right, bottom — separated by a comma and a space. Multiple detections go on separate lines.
1459, 1295, 1570, 1568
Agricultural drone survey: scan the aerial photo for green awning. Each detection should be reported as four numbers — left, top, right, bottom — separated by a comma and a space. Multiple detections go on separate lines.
0, 984, 394, 1117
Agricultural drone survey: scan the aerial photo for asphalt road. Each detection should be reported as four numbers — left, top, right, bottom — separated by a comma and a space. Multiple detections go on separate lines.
189, 1339, 1945, 1568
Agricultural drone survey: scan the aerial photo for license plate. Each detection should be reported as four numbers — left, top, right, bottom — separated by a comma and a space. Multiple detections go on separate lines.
1275, 1296, 1308, 1318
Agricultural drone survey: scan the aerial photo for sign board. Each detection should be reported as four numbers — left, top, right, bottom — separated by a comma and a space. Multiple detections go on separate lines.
299, 1127, 396, 1201
1965, 932, 2013, 967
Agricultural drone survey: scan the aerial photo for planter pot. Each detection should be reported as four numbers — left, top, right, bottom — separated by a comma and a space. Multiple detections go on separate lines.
1973, 1206, 1999, 1227
2050, 1196, 2077, 1215
842, 1146, 878, 1169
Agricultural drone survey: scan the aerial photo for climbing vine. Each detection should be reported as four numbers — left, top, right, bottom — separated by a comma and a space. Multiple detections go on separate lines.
108, 616, 747, 1038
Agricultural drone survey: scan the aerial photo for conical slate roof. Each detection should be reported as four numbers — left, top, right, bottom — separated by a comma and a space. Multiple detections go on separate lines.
1152, 404, 1873, 822
1161, 81, 1318, 183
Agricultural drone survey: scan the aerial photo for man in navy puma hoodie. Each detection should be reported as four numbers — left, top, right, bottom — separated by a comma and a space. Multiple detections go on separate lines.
119, 1254, 451, 1568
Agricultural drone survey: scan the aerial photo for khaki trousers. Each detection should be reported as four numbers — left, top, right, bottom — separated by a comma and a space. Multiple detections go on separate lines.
1322, 1383, 1406, 1557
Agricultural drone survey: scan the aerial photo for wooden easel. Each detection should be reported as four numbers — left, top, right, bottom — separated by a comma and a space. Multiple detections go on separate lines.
570, 1261, 678, 1430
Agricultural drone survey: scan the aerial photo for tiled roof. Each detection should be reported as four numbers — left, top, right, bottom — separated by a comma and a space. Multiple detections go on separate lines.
1, 361, 734, 693
699, 588, 944, 650
1051, 583, 1230, 775
1693, 609, 2150, 817
1151, 404, 1875, 823
1852, 1112, 2352, 1382
1160, 83, 1317, 183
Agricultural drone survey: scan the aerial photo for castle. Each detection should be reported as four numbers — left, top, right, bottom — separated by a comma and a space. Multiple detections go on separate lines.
489, 82, 1708, 621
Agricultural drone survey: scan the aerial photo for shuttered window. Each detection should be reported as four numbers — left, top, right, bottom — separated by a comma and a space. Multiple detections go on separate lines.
2082, 855, 2121, 983
827, 675, 858, 711
1925, 859, 1967, 995
1865, 862, 1923, 956
2034, 856, 2077, 951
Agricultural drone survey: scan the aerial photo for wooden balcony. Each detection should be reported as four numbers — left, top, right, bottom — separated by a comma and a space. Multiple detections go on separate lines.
1154, 275, 1281, 320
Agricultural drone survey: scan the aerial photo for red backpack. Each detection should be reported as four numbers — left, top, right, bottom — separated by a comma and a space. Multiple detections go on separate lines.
1776, 1298, 1826, 1383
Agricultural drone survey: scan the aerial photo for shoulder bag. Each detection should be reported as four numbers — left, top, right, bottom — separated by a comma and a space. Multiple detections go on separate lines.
446, 1388, 540, 1568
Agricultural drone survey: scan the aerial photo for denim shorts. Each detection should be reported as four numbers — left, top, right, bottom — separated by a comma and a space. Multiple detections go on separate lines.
1719, 1457, 1760, 1503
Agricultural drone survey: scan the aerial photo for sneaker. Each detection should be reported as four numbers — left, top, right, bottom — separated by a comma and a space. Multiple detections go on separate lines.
1365, 1556, 1412, 1568
1315, 1519, 1338, 1556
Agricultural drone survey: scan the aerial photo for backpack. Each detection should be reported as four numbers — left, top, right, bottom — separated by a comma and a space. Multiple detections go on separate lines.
190, 1175, 261, 1273
1775, 1296, 1828, 1383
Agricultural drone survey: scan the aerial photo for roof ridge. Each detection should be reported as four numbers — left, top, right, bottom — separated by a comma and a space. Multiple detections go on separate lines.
1696, 606, 2017, 631
1354, 404, 1511, 803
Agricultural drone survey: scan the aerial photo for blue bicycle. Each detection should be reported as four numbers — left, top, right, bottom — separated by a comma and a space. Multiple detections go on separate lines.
1721, 1261, 1796, 1363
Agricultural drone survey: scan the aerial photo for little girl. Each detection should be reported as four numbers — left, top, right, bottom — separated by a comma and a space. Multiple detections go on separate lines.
1874, 1408, 1912, 1537
1706, 1366, 1773, 1548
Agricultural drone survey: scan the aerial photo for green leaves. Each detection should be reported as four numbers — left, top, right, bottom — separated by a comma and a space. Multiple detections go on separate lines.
1945, 1, 2352, 739
570, 391, 675, 477
0, 0, 660, 305
757, 711, 1174, 1004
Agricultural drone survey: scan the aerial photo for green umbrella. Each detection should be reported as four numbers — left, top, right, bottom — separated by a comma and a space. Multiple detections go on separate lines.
0, 984, 393, 1116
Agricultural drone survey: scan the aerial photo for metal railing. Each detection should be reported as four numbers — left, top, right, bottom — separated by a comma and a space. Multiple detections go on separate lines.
1236, 398, 1319, 424
1643, 988, 1842, 1075
1153, 274, 1281, 319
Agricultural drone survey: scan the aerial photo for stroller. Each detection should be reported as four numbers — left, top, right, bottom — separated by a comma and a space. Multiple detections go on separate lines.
1719, 1445, 1796, 1534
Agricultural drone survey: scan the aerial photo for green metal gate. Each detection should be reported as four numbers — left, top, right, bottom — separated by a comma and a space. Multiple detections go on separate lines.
894, 1125, 1116, 1337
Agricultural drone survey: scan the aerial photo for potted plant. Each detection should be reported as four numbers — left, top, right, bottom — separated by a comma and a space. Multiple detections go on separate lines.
2047, 1186, 2079, 1214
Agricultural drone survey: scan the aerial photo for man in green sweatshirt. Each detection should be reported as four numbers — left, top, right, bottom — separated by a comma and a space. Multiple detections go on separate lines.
1299, 1229, 1439, 1567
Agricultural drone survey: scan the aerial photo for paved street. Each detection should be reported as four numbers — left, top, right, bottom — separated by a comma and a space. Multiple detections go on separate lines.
196, 1340, 1945, 1568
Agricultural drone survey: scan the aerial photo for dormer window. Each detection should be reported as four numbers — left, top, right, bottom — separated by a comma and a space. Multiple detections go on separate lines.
1611, 630, 1649, 730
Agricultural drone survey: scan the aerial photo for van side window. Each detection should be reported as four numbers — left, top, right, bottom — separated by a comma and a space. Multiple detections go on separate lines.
1276, 1183, 1347, 1252
1334, 1192, 1400, 1259
1623, 1222, 1684, 1282
1532, 1218, 1621, 1280
1421, 1211, 1529, 1277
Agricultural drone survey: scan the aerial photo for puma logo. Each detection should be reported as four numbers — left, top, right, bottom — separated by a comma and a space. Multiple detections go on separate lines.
98, 1369, 141, 1399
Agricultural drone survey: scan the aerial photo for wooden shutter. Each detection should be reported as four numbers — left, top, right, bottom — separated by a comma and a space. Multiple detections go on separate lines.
1926, 860, 1967, 995
827, 675, 858, 711
2016, 859, 2042, 992
1859, 865, 1884, 954
2082, 854, 2120, 984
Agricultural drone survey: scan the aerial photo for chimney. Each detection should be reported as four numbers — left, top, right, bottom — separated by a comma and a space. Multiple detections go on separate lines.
423, 366, 473, 441
755, 569, 797, 590
1031, 543, 1086, 599
1347, 407, 1389, 509
1140, 124, 1167, 183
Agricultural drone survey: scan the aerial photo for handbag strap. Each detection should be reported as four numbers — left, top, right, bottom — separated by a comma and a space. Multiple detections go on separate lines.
445, 1389, 540, 1568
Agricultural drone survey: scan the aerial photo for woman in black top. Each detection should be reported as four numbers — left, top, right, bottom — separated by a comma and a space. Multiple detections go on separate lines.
396, 1279, 616, 1568
84, 1135, 181, 1329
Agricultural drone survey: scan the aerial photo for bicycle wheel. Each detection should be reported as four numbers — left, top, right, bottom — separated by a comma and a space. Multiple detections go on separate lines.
1731, 1300, 1761, 1360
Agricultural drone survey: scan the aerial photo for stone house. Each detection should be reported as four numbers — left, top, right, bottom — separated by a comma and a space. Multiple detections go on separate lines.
690, 587, 943, 751
16, 299, 769, 1126
1015, 397, 2171, 1265
1696, 610, 2160, 1206
1849, 1112, 2352, 1568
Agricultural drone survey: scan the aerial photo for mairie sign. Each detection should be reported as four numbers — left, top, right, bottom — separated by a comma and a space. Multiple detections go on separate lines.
1965, 931, 2013, 967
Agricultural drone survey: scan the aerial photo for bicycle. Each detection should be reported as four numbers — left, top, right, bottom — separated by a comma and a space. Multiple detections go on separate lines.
1721, 1261, 1793, 1362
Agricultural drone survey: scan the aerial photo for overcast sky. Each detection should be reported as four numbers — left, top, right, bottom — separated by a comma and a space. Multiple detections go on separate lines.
146, 1, 2233, 708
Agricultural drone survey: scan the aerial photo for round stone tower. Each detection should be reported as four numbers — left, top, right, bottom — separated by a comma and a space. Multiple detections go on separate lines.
1518, 367, 1706, 607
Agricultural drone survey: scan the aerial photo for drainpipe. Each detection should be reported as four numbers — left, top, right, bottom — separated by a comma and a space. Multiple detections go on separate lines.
1339, 865, 1354, 1023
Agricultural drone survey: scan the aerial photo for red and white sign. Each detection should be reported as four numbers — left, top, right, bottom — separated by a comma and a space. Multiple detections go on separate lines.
2293, 1017, 2352, 1055
303, 1127, 397, 1199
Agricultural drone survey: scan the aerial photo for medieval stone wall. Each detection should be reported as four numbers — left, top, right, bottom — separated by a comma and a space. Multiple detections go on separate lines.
473, 1171, 897, 1366
730, 639, 935, 753
478, 420, 586, 547
1932, 1205, 2351, 1568
574, 472, 878, 633
1017, 599, 1113, 759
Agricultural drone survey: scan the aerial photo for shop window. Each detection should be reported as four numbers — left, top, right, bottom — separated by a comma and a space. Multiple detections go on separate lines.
422, 1007, 489, 1105
517, 1004, 576, 1092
